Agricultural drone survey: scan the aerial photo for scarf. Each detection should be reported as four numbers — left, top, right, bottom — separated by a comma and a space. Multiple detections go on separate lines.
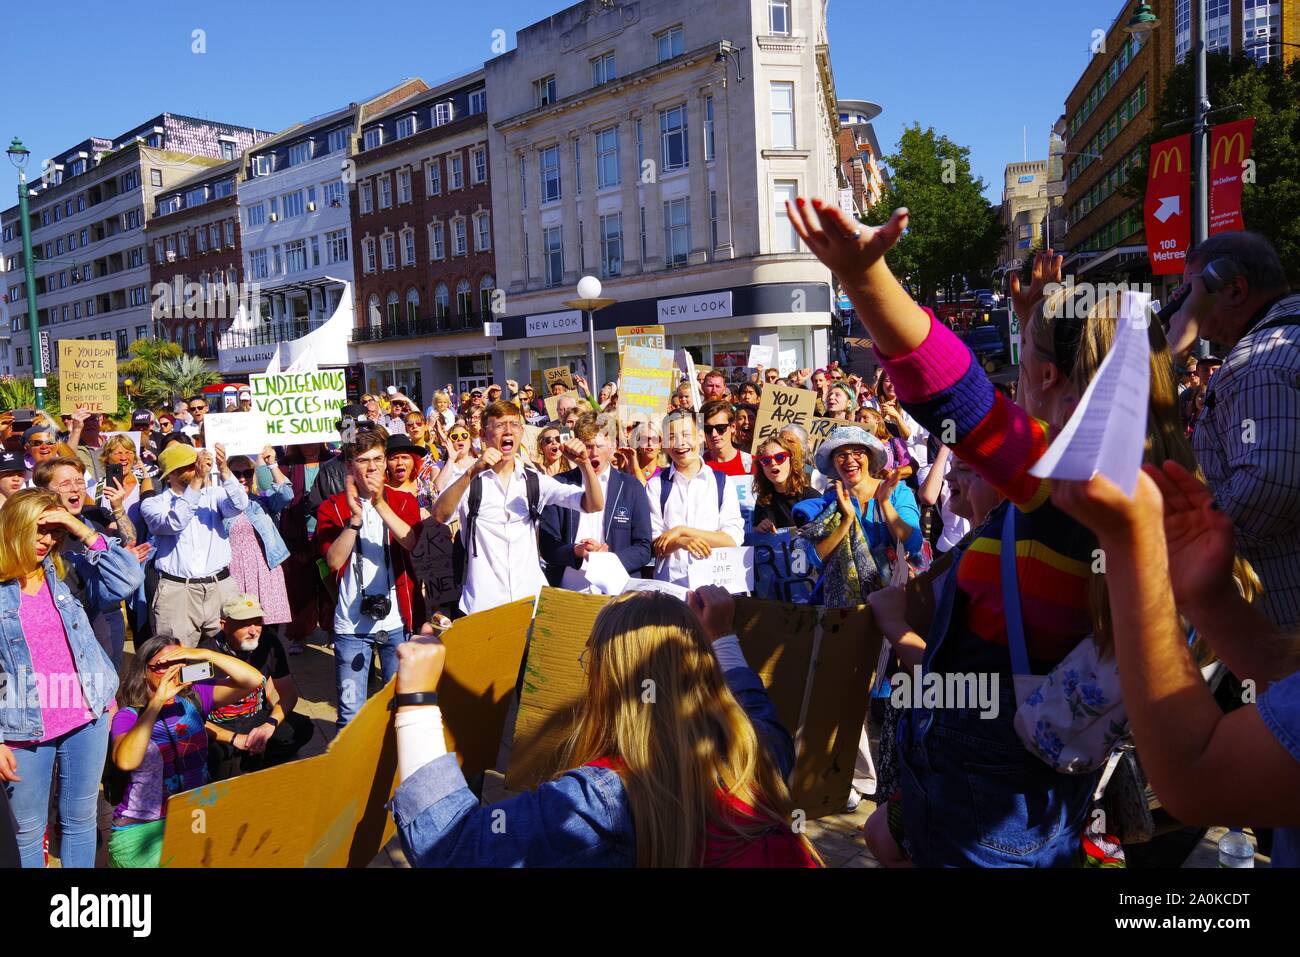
795, 495, 886, 608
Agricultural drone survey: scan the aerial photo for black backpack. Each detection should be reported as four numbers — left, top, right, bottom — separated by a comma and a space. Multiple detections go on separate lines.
659, 466, 726, 514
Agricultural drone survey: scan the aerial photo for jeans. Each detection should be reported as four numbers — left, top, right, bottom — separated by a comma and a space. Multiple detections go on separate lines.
333, 630, 408, 727
4, 710, 111, 868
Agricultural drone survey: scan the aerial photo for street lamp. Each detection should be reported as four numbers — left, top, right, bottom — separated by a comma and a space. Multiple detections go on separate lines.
6, 137, 45, 410
562, 276, 616, 390
1124, 3, 1160, 37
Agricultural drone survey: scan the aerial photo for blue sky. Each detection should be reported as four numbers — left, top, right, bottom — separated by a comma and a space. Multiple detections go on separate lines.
2, 1, 1131, 202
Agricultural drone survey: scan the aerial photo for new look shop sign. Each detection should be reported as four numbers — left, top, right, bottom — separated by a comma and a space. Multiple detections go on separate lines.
526, 310, 584, 337
657, 292, 733, 324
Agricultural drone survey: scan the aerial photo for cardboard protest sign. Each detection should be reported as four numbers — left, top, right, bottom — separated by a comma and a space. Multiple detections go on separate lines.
410, 520, 459, 609
747, 531, 817, 603
202, 411, 271, 457
618, 346, 674, 429
161, 681, 398, 868
747, 344, 774, 369
543, 394, 562, 423
616, 325, 665, 360
436, 598, 535, 779
249, 370, 346, 446
544, 365, 576, 393
687, 546, 754, 593
506, 589, 608, 790
58, 340, 118, 414
805, 416, 840, 458
753, 384, 815, 446
732, 600, 821, 742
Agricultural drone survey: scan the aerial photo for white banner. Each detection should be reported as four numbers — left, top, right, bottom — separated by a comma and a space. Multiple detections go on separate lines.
203, 412, 271, 457
687, 546, 755, 594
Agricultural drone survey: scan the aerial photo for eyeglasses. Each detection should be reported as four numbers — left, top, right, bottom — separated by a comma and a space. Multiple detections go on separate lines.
702, 422, 732, 435
448, 431, 470, 441
233, 469, 256, 480
52, 479, 87, 491
834, 449, 869, 462
758, 452, 789, 467
578, 646, 590, 674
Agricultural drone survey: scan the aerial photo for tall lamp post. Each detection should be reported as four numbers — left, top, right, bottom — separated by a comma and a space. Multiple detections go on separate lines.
562, 275, 616, 392
6, 137, 45, 410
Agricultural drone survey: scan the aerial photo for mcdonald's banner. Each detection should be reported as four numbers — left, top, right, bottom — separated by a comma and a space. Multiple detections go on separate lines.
1144, 134, 1191, 275
1209, 118, 1254, 236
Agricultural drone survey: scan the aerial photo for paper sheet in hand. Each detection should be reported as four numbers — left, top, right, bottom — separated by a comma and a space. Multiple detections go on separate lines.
583, 551, 630, 594
1028, 291, 1151, 495
687, 546, 755, 594
621, 577, 691, 601
747, 345, 774, 369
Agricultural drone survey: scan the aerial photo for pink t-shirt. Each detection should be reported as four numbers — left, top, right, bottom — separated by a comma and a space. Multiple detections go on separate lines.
18, 580, 93, 743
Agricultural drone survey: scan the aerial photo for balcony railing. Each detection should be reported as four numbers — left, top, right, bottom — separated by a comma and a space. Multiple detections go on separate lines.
351, 310, 486, 343
218, 318, 341, 349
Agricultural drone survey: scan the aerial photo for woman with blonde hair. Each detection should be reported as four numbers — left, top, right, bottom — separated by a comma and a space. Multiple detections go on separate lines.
534, 425, 567, 477
788, 196, 1206, 866
0, 488, 142, 867
389, 587, 819, 867
98, 434, 153, 533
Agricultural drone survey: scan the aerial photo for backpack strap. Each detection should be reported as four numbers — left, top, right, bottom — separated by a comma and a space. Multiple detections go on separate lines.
713, 468, 725, 508
465, 473, 484, 558
999, 505, 1031, 677
658, 467, 726, 514
525, 467, 541, 524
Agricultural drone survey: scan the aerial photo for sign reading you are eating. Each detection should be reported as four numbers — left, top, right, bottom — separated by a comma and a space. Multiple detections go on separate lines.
58, 340, 118, 414
249, 370, 346, 443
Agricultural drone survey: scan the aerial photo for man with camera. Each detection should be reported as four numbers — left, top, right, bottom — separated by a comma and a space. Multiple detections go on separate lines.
316, 430, 425, 726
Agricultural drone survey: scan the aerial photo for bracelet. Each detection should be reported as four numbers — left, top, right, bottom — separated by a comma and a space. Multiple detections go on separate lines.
265, 716, 280, 728
391, 691, 439, 709
348, 522, 362, 531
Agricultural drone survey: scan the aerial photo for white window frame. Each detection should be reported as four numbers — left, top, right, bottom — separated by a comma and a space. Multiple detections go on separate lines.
543, 225, 564, 287
382, 233, 396, 270
326, 228, 349, 264
468, 89, 487, 115
596, 127, 620, 189
769, 0, 792, 35
475, 212, 491, 252
656, 25, 684, 62
452, 218, 468, 257
539, 145, 561, 203
378, 175, 392, 209
591, 52, 616, 86
363, 127, 383, 150
427, 161, 442, 196
397, 168, 412, 204
535, 75, 557, 108
471, 148, 487, 185
770, 81, 796, 150
450, 155, 464, 190
401, 227, 416, 265
600, 212, 622, 278
430, 222, 446, 260
363, 238, 376, 273
660, 105, 689, 171
396, 115, 416, 139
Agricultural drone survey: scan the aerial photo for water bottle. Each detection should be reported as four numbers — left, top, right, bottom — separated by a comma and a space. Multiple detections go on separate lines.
1217, 828, 1255, 868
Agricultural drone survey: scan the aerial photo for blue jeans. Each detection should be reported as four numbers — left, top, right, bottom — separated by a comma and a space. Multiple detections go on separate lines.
333, 630, 408, 727
4, 710, 110, 868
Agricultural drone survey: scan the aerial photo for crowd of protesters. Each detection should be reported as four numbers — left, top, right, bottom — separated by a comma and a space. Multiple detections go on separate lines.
2, 199, 1299, 869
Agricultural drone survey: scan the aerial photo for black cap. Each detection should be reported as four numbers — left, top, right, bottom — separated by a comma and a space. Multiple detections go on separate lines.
131, 409, 154, 427
161, 432, 194, 450
0, 449, 24, 473
385, 434, 427, 459
340, 403, 369, 422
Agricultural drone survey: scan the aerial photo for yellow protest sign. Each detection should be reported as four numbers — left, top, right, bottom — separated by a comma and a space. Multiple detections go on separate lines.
618, 345, 674, 429
616, 325, 665, 360
752, 384, 816, 447
58, 340, 118, 413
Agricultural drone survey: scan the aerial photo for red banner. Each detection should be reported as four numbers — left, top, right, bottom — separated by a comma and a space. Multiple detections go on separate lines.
1144, 134, 1192, 275
1209, 118, 1254, 235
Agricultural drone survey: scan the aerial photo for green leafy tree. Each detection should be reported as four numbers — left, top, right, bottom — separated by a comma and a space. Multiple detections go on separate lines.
1127, 53, 1300, 279
863, 124, 1006, 306
137, 354, 218, 409
121, 337, 182, 385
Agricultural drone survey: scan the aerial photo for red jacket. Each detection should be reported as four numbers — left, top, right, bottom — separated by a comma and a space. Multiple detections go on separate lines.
316, 488, 426, 632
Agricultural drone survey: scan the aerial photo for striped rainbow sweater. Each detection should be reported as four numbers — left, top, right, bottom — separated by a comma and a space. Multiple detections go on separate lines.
877, 313, 1094, 667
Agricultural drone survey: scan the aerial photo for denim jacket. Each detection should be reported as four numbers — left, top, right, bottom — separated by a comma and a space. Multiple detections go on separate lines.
0, 546, 138, 742
222, 489, 291, 570
391, 666, 795, 867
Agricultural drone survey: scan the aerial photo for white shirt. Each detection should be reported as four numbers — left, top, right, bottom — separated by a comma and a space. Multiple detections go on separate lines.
917, 457, 969, 553
333, 498, 404, 635
575, 468, 612, 545
181, 421, 203, 439
140, 476, 249, 578
456, 464, 588, 615
647, 464, 745, 587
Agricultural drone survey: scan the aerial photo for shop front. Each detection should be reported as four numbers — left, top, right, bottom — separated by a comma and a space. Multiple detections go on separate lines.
493, 282, 831, 398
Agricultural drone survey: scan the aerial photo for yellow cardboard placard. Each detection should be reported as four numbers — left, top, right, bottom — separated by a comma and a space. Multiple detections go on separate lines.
58, 340, 118, 414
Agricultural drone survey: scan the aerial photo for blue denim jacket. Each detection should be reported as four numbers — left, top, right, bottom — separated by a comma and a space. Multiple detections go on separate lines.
222, 489, 291, 570
391, 666, 794, 867
0, 543, 139, 742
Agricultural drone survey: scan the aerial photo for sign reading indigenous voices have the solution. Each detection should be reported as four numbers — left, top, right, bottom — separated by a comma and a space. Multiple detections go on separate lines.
58, 340, 118, 414
249, 370, 346, 444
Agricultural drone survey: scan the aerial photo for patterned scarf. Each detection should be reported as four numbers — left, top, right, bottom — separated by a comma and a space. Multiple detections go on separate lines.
795, 497, 886, 609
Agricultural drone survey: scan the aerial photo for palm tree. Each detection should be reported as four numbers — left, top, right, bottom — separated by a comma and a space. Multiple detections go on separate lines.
122, 337, 182, 384
138, 354, 218, 409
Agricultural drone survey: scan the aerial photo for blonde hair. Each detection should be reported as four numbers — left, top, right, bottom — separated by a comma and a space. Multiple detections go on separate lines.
561, 592, 818, 867
98, 434, 137, 467
0, 488, 66, 582
1030, 289, 1260, 651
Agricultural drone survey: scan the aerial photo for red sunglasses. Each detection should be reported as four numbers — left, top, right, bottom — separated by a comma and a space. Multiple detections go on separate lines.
758, 452, 789, 467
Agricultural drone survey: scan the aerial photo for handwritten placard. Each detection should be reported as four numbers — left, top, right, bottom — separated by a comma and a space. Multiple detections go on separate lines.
805, 416, 841, 457
248, 370, 346, 445
410, 520, 458, 608
753, 383, 815, 447
747, 345, 774, 369
203, 412, 272, 457
779, 350, 798, 377
687, 546, 755, 594
619, 346, 674, 429
543, 365, 576, 393
58, 340, 118, 414
616, 325, 665, 360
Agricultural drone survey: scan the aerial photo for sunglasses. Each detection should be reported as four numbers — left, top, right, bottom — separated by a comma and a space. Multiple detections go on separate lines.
27, 439, 56, 448
758, 452, 789, 467
541, 436, 562, 444
448, 431, 471, 441
233, 469, 256, 480
470, 392, 483, 398
702, 422, 732, 435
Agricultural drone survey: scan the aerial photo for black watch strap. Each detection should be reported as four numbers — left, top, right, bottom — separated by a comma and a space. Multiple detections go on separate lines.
392, 691, 440, 709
